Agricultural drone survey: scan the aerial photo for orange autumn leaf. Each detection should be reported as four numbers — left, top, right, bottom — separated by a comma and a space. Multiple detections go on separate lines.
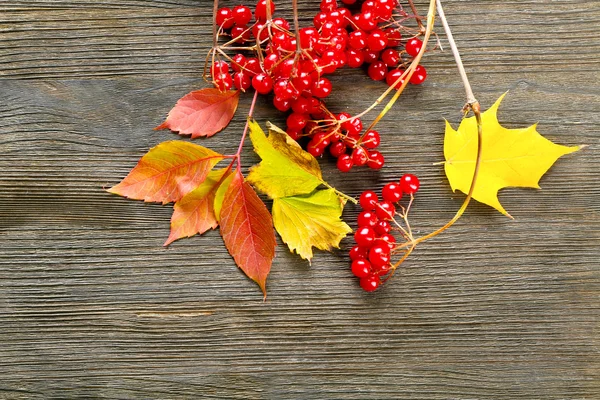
107, 141, 223, 204
164, 168, 232, 246
155, 88, 239, 138
219, 170, 276, 296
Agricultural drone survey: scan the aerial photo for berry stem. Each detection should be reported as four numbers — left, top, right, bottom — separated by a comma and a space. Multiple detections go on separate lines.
322, 182, 358, 205
292, 0, 302, 55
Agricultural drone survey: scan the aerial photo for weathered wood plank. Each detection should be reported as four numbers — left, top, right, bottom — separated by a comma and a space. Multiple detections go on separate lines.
0, 0, 599, 398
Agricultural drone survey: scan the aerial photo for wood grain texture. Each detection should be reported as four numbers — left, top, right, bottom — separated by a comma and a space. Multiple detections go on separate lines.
0, 0, 599, 398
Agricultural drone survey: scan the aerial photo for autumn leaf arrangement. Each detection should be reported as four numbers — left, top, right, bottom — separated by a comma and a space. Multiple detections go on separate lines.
108, 0, 581, 297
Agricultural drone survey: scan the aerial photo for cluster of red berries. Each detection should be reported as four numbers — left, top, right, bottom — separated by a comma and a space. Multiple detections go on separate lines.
350, 173, 420, 291
212, 0, 428, 172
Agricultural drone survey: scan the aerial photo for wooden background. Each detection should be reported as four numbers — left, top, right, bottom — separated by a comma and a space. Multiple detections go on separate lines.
1, 0, 599, 398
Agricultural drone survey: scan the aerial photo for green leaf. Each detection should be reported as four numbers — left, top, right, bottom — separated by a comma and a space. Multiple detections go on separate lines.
272, 189, 352, 262
246, 120, 324, 198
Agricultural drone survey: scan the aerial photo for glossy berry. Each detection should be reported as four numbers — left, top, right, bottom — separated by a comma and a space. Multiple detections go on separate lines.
375, 201, 396, 220
329, 141, 347, 158
287, 113, 309, 131
273, 96, 292, 112
349, 245, 368, 261
362, 130, 380, 149
385, 27, 402, 47
386, 68, 406, 89
374, 220, 391, 235
211, 60, 229, 76
354, 226, 376, 247
382, 182, 403, 203
351, 259, 372, 278
230, 25, 250, 43
380, 48, 399, 67
362, 49, 380, 64
405, 37, 423, 57
377, 233, 396, 251
367, 61, 387, 81
307, 139, 326, 157
366, 29, 388, 52
357, 210, 378, 228
352, 147, 369, 166
409, 65, 427, 85
348, 30, 367, 50
216, 8, 235, 29
368, 244, 391, 268
244, 57, 261, 76
320, 0, 338, 12
311, 78, 332, 98
367, 150, 384, 169
337, 154, 353, 172
232, 5, 252, 26
359, 274, 381, 292
233, 72, 251, 91
255, 0, 276, 21
346, 49, 364, 68
214, 73, 233, 91
400, 174, 420, 194
252, 73, 273, 94
359, 190, 379, 211
231, 54, 246, 72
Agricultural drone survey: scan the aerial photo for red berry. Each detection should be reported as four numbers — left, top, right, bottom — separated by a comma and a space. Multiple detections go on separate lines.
307, 139, 326, 157
255, 0, 275, 21
366, 29, 388, 51
337, 154, 353, 172
272, 17, 290, 31
354, 226, 376, 247
231, 24, 250, 43
341, 0, 357, 4
216, 7, 234, 29
362, 49, 380, 64
352, 147, 369, 166
211, 60, 229, 76
214, 73, 233, 91
287, 113, 309, 131
367, 61, 387, 81
348, 30, 367, 50
232, 5, 252, 26
385, 27, 402, 47
356, 12, 377, 31
360, 274, 381, 292
382, 182, 403, 203
286, 128, 302, 141
400, 174, 420, 194
313, 11, 328, 29
329, 141, 347, 158
359, 190, 379, 211
351, 259, 372, 278
233, 72, 251, 91
252, 73, 273, 94
362, 130, 380, 149
273, 96, 292, 112
311, 78, 332, 98
377, 233, 396, 251
244, 57, 261, 76
263, 53, 279, 72
299, 27, 319, 49
346, 49, 364, 68
381, 48, 399, 67
386, 68, 406, 89
409, 65, 427, 85
357, 210, 378, 228
374, 220, 391, 235
375, 201, 396, 220
276, 58, 295, 79
320, 0, 338, 12
274, 78, 297, 100
291, 97, 310, 114
231, 54, 247, 72
405, 37, 423, 57
368, 244, 391, 268
349, 245, 368, 261
367, 150, 384, 169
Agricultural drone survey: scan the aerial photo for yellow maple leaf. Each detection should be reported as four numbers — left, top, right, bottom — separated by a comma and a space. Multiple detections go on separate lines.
444, 93, 582, 217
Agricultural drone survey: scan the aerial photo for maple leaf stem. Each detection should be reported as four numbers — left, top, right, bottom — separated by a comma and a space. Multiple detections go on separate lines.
322, 182, 358, 205
398, 2, 485, 250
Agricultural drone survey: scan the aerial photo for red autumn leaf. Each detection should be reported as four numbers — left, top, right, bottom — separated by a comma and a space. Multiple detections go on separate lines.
107, 141, 223, 204
219, 170, 276, 296
155, 88, 240, 138
164, 168, 231, 246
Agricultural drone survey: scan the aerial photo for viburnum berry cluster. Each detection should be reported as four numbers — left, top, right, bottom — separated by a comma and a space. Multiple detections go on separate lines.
350, 173, 420, 291
210, 0, 428, 172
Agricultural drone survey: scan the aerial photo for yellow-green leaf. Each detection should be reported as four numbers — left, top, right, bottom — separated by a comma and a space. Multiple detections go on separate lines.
213, 172, 235, 222
247, 120, 324, 198
272, 189, 352, 262
444, 93, 582, 217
